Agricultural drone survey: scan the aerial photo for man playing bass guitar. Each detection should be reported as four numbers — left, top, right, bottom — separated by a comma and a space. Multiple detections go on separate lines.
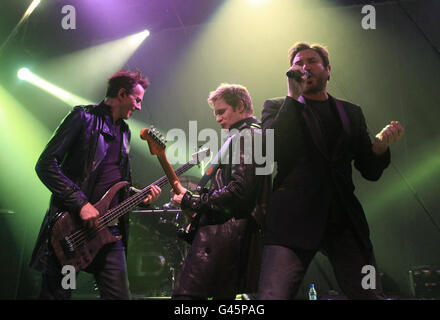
30, 70, 161, 299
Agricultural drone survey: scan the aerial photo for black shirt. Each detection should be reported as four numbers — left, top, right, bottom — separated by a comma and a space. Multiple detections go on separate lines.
304, 97, 342, 155
90, 120, 123, 207
304, 98, 348, 234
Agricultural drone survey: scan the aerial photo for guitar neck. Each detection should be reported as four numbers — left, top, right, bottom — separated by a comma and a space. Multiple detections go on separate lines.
157, 154, 180, 194
99, 160, 195, 226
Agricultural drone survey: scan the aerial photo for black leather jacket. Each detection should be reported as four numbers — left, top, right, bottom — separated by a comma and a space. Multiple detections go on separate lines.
173, 117, 271, 297
30, 102, 132, 272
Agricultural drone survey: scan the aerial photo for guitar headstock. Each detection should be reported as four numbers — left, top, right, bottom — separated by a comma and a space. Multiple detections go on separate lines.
140, 126, 167, 156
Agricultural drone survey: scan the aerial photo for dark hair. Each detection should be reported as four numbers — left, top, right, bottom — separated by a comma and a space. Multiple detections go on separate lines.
105, 70, 149, 98
207, 83, 253, 115
288, 42, 330, 68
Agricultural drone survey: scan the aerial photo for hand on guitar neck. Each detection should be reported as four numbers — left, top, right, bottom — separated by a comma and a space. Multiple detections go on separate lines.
142, 184, 161, 204
171, 181, 196, 219
141, 126, 199, 220
171, 181, 188, 205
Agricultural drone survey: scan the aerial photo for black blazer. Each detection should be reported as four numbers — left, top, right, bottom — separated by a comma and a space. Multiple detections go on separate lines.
261, 95, 390, 250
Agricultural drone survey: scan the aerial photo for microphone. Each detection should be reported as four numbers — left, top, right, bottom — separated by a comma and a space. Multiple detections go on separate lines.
286, 69, 310, 81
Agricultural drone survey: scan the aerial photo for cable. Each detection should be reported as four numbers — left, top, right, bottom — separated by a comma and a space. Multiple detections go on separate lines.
390, 162, 440, 233
396, 0, 440, 59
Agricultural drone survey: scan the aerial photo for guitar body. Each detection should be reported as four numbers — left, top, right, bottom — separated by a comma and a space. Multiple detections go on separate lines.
50, 181, 129, 271
48, 125, 209, 271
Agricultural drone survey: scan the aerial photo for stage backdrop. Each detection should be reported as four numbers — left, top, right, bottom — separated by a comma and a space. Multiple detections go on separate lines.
0, 0, 439, 299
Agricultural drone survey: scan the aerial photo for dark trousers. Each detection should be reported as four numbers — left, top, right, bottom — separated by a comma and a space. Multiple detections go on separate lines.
257, 225, 385, 300
39, 227, 131, 300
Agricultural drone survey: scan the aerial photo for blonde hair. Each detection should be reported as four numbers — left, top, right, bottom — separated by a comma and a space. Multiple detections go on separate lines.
207, 83, 253, 115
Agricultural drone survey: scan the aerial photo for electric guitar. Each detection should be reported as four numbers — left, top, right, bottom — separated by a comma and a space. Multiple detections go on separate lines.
50, 127, 209, 271
140, 126, 206, 244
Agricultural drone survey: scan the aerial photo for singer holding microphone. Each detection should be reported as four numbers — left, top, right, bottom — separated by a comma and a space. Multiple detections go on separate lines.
257, 42, 404, 300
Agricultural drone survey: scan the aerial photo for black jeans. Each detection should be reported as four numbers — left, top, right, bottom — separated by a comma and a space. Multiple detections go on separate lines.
39, 227, 131, 300
257, 226, 385, 300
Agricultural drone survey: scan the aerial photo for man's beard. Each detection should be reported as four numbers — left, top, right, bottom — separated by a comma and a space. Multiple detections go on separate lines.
304, 73, 327, 94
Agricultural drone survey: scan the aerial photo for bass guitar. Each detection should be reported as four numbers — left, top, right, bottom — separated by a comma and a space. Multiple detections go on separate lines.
50, 127, 209, 271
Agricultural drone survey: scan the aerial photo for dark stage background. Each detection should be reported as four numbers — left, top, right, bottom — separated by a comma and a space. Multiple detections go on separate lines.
0, 0, 439, 299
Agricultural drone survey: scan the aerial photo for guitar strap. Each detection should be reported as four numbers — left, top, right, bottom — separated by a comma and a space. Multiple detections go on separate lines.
196, 133, 236, 193
196, 123, 261, 192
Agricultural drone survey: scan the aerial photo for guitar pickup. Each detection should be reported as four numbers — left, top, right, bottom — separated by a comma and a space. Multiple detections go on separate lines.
61, 236, 75, 255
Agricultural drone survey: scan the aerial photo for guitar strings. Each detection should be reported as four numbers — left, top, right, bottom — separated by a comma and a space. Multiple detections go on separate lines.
66, 161, 196, 249
68, 162, 192, 246
67, 164, 189, 248
98, 161, 194, 227
68, 183, 163, 247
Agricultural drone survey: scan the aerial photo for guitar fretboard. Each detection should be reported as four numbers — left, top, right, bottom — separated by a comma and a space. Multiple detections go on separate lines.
98, 160, 196, 227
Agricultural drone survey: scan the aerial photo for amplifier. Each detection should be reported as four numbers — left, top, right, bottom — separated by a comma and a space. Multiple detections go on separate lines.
408, 265, 440, 299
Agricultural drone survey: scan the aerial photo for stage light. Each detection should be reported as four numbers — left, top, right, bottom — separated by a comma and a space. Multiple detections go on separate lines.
37, 29, 152, 101
16, 68, 162, 163
0, 85, 52, 259
0, 0, 42, 54
17, 67, 31, 80
128, 29, 150, 46
17, 67, 93, 106
24, 0, 41, 18
248, 0, 265, 6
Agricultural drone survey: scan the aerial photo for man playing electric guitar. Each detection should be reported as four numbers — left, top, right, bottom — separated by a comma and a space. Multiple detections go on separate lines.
30, 70, 161, 299
171, 83, 271, 300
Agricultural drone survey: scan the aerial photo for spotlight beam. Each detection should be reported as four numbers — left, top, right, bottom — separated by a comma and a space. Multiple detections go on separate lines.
38, 29, 151, 100
0, 0, 41, 55
17, 67, 93, 106
16, 68, 160, 161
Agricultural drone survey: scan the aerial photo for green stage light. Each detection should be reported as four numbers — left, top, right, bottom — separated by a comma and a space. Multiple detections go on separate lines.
34, 29, 152, 100
17, 67, 93, 106
0, 84, 51, 264
248, 0, 266, 6
14, 26, 161, 165
364, 144, 440, 217
15, 68, 165, 167
0, 0, 41, 54
25, 0, 41, 18
17, 67, 31, 80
